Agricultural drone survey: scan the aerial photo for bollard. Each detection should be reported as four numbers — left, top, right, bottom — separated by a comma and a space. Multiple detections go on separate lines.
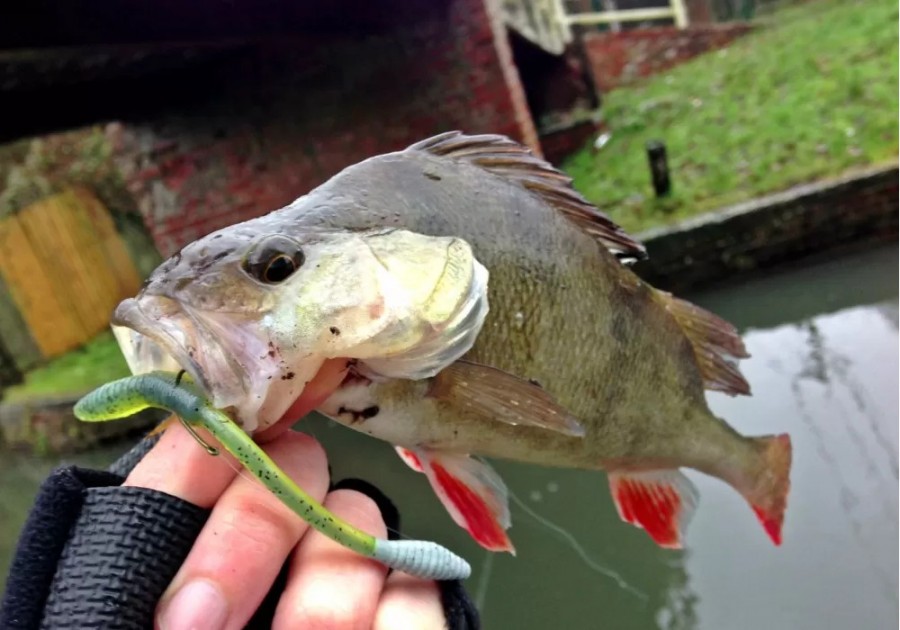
646, 140, 671, 197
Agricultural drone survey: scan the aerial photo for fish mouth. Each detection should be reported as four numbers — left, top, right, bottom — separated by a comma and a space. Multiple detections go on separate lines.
111, 296, 293, 432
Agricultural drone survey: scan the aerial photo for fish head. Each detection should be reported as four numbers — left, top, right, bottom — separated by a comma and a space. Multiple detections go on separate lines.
112, 222, 489, 433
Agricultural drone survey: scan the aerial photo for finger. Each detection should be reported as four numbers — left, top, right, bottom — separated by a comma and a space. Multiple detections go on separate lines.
156, 431, 329, 630
273, 489, 389, 630
124, 417, 238, 508
375, 572, 445, 630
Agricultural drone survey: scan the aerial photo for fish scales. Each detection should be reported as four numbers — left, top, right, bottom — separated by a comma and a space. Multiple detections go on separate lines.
288, 147, 742, 469
110, 132, 791, 552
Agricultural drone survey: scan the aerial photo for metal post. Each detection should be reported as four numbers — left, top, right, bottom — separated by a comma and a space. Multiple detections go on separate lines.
646, 140, 671, 197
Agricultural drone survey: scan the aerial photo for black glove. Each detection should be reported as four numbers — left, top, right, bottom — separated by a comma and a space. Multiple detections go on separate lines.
0, 437, 480, 629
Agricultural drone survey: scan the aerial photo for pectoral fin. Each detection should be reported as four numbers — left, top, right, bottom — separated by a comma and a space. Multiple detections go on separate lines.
396, 447, 514, 553
608, 469, 699, 549
427, 360, 586, 437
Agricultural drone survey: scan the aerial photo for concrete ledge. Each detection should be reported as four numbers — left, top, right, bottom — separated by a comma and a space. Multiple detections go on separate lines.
633, 163, 899, 292
0, 394, 163, 455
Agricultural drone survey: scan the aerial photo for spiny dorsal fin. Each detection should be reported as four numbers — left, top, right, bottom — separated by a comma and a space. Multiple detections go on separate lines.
408, 131, 647, 262
655, 290, 752, 396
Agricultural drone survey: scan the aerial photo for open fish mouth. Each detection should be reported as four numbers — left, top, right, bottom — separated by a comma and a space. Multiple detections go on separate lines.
111, 296, 288, 431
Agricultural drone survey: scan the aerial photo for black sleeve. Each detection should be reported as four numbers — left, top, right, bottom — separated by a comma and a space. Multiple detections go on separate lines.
0, 438, 480, 630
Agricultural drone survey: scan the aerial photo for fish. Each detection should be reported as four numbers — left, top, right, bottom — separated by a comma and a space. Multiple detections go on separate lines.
112, 131, 792, 552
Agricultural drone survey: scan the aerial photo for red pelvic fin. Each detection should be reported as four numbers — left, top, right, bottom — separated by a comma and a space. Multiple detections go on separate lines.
397, 447, 514, 553
394, 446, 424, 472
608, 469, 699, 549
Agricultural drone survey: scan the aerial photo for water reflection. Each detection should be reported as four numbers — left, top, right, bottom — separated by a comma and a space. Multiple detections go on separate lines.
0, 246, 897, 629
685, 302, 898, 628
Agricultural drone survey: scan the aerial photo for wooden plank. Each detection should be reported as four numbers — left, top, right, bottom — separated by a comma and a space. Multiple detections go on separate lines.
54, 193, 111, 334
18, 195, 95, 340
0, 188, 144, 359
0, 215, 82, 356
565, 7, 677, 25
71, 188, 142, 298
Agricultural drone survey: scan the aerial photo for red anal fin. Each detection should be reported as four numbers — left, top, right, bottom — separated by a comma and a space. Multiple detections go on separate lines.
608, 470, 699, 549
406, 448, 515, 553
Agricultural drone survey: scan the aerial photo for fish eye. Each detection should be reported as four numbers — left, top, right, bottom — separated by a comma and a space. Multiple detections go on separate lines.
263, 254, 296, 283
243, 235, 305, 285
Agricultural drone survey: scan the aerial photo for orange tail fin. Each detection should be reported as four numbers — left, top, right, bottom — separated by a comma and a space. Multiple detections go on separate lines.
742, 434, 792, 545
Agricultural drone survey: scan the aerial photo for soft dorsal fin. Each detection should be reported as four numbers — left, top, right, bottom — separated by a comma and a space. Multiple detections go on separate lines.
408, 131, 647, 262
654, 290, 752, 396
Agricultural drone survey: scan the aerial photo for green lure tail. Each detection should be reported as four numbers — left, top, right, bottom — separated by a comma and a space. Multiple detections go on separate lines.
74, 371, 471, 580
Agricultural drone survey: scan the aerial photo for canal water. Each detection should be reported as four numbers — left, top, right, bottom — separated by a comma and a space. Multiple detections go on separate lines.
1, 244, 896, 629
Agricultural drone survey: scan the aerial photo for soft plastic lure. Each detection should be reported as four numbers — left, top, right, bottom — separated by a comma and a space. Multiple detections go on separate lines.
74, 371, 471, 581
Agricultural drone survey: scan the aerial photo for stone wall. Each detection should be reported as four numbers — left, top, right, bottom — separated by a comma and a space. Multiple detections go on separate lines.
583, 23, 753, 91
633, 163, 900, 292
109, 0, 539, 256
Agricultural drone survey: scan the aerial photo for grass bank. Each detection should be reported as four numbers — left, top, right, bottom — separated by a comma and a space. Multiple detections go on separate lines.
563, 0, 899, 233
3, 332, 129, 403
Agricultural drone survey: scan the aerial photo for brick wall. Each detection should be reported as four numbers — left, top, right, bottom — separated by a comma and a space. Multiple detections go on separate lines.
539, 118, 600, 165
583, 23, 753, 92
110, 0, 538, 256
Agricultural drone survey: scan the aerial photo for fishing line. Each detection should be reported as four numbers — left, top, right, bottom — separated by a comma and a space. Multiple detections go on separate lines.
147, 407, 643, 594
181, 427, 415, 544
506, 487, 648, 602
473, 550, 494, 610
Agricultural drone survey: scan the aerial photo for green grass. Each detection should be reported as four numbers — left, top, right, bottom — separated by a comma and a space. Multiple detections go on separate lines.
4, 332, 129, 403
563, 0, 899, 233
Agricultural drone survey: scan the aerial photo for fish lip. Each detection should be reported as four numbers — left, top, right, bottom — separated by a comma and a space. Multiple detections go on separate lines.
110, 295, 313, 433
111, 296, 228, 402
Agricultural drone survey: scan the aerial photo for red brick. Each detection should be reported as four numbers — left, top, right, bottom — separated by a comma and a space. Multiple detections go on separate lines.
584, 24, 753, 92
107, 0, 543, 255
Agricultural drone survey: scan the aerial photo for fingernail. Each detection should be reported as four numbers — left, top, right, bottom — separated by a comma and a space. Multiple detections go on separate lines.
158, 579, 228, 630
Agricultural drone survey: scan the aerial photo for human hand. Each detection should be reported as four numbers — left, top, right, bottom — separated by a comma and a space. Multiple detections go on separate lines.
125, 422, 447, 630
